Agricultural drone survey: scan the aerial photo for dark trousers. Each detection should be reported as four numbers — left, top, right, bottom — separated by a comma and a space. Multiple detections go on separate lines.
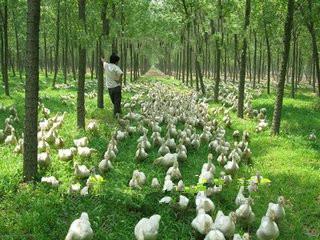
108, 86, 122, 115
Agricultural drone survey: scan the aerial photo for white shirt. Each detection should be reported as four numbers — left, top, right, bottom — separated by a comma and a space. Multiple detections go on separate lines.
103, 62, 123, 89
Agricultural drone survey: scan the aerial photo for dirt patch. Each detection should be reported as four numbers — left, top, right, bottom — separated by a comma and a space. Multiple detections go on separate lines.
143, 67, 167, 77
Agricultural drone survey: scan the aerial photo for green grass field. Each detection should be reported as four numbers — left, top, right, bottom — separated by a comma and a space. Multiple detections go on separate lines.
0, 73, 319, 239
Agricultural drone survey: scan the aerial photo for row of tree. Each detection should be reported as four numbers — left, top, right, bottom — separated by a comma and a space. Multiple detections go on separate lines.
0, 0, 319, 181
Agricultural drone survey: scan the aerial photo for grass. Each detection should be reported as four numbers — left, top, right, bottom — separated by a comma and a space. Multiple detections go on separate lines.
0, 72, 319, 239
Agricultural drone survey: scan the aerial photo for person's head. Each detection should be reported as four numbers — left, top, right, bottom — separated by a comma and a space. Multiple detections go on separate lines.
110, 53, 120, 64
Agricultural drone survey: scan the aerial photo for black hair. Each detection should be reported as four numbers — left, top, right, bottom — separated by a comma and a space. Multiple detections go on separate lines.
110, 53, 120, 64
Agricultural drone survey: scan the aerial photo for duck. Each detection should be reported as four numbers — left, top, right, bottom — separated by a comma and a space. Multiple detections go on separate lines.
178, 195, 189, 209
151, 122, 162, 133
165, 134, 176, 151
38, 138, 50, 152
80, 186, 89, 196
13, 138, 24, 154
129, 170, 146, 189
200, 130, 212, 143
98, 158, 113, 173
69, 183, 81, 194
233, 233, 250, 240
309, 132, 317, 141
58, 148, 77, 161
54, 136, 64, 149
151, 178, 160, 188
214, 211, 236, 238
44, 127, 57, 144
37, 151, 51, 168
266, 196, 285, 222
166, 160, 182, 180
134, 214, 161, 240
235, 186, 247, 206
220, 171, 232, 184
74, 164, 90, 179
224, 158, 239, 175
4, 130, 17, 145
204, 230, 226, 240
135, 146, 148, 161
77, 147, 97, 159
196, 191, 215, 213
199, 155, 215, 184
163, 175, 174, 192
127, 125, 137, 135
242, 147, 252, 161
191, 208, 214, 235
74, 137, 89, 148
65, 212, 93, 240
256, 210, 279, 240
233, 130, 241, 141
159, 196, 172, 204
217, 153, 227, 166
158, 142, 170, 156
116, 130, 128, 141
104, 147, 116, 161
151, 132, 163, 147
87, 120, 98, 132
236, 197, 255, 225
41, 176, 59, 187
191, 134, 200, 149
176, 180, 185, 191
154, 153, 178, 168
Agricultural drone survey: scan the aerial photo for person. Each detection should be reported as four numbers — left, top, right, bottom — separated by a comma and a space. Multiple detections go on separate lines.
101, 53, 124, 117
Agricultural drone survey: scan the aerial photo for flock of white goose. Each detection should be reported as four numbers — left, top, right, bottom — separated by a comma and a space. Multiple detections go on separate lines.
0, 80, 315, 240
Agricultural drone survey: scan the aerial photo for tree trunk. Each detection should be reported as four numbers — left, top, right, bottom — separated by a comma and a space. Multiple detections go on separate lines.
24, 0, 41, 181
43, 31, 48, 78
271, 0, 294, 135
214, 0, 222, 102
52, 0, 61, 87
291, 33, 296, 98
77, 0, 86, 129
253, 31, 257, 88
237, 0, 251, 118
12, 10, 22, 80
63, 35, 68, 83
2, 0, 10, 96
233, 34, 238, 83
264, 24, 271, 94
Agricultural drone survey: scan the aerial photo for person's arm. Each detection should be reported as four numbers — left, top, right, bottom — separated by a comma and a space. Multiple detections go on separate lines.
101, 58, 108, 69
119, 74, 123, 86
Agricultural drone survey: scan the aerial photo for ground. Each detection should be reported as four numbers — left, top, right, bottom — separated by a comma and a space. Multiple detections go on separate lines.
0, 73, 319, 239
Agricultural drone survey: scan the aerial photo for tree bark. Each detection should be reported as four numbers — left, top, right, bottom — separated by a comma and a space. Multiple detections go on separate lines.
291, 32, 296, 98
271, 0, 294, 135
253, 31, 257, 88
264, 23, 271, 94
237, 0, 251, 118
23, 0, 41, 181
1, 0, 9, 96
214, 0, 222, 102
52, 0, 61, 87
77, 0, 86, 129
12, 10, 22, 80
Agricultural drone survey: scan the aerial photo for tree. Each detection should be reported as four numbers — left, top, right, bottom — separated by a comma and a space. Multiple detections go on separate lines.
23, 0, 41, 181
271, 0, 295, 135
237, 0, 251, 118
213, 0, 222, 102
52, 0, 61, 87
0, 0, 10, 96
97, 0, 109, 109
298, 0, 320, 96
77, 0, 86, 129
